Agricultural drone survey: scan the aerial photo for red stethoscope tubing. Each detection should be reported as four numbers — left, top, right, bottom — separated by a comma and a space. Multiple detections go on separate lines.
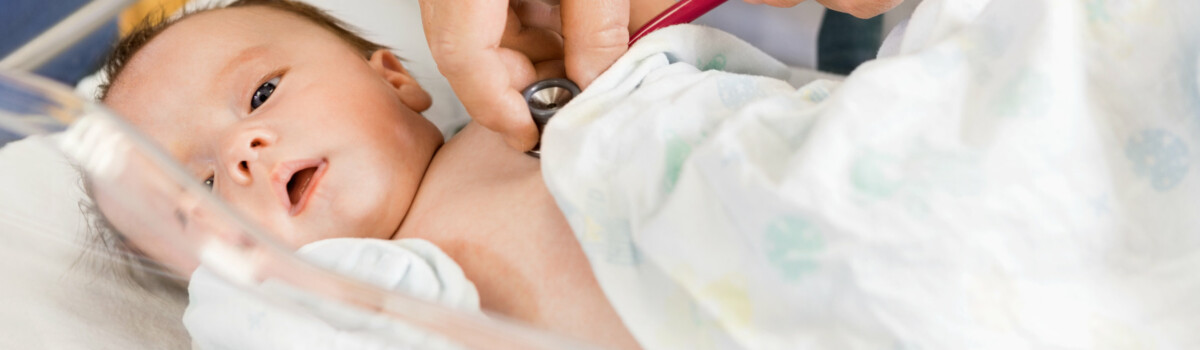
628, 0, 729, 46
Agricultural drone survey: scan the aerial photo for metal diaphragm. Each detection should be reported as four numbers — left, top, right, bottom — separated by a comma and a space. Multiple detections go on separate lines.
521, 78, 580, 158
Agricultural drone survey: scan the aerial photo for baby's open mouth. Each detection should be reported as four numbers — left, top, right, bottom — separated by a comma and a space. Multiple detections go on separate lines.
272, 159, 327, 216
286, 166, 318, 206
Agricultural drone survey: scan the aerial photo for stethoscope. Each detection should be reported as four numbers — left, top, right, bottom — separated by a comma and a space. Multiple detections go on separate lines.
522, 0, 727, 158
522, 78, 579, 158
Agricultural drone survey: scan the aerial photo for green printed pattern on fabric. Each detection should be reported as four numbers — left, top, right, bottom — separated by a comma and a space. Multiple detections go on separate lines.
764, 216, 823, 281
851, 151, 905, 198
698, 54, 727, 71
992, 69, 1051, 118
663, 136, 693, 194
1126, 128, 1190, 191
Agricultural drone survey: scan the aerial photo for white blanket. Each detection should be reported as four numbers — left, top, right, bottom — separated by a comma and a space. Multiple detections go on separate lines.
184, 238, 479, 349
541, 0, 1200, 349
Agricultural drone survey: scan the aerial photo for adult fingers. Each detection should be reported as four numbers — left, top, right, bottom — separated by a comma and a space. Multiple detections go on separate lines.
534, 60, 566, 81
502, 5, 564, 65
514, 0, 562, 33
745, 0, 902, 18
748, 0, 807, 7
419, 0, 507, 70
468, 48, 540, 150
499, 46, 539, 93
419, 0, 540, 150
560, 0, 630, 89
815, 0, 903, 18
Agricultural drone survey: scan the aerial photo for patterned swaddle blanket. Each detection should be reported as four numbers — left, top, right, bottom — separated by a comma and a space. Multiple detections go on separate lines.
541, 0, 1200, 348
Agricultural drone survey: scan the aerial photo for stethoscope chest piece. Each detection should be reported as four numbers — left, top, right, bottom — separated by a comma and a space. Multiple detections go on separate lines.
522, 78, 580, 158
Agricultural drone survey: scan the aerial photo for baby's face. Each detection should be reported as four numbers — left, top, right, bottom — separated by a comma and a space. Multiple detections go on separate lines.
104, 7, 443, 250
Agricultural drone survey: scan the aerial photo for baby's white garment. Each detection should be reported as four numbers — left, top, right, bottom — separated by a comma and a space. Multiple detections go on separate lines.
541, 0, 1200, 349
184, 238, 479, 350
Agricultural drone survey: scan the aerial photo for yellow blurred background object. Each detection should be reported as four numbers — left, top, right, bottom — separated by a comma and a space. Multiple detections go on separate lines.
118, 0, 191, 35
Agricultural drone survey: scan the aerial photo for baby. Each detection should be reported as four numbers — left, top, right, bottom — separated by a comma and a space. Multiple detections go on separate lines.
86, 0, 641, 348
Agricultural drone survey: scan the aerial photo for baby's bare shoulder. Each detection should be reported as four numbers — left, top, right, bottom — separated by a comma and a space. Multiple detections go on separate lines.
394, 123, 636, 347
397, 122, 564, 250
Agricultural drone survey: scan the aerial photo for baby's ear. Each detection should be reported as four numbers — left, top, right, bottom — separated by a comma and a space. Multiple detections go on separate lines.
369, 50, 432, 113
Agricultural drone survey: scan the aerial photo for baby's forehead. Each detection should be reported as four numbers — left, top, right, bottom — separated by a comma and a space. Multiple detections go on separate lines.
109, 6, 345, 96
104, 6, 359, 147
162, 5, 328, 44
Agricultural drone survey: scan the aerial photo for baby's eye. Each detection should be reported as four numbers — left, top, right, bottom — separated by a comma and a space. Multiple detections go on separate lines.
203, 176, 215, 191
250, 77, 280, 110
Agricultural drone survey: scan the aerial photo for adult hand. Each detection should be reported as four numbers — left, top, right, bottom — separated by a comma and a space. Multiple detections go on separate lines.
744, 0, 903, 19
420, 0, 630, 151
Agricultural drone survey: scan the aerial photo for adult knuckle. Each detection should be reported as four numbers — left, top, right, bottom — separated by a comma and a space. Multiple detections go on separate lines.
428, 36, 472, 67
427, 36, 459, 59
766, 0, 804, 7
573, 25, 629, 52
834, 0, 892, 18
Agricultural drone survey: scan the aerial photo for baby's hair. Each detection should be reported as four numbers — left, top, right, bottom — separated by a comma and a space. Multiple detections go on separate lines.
98, 0, 389, 101
85, 0, 390, 289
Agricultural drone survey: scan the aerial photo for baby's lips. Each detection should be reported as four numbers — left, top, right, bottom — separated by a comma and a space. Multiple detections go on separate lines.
269, 158, 327, 215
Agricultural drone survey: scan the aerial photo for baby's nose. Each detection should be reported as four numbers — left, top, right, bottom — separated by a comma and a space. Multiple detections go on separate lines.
223, 127, 277, 186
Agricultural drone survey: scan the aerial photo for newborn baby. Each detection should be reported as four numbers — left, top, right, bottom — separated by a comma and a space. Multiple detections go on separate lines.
89, 0, 639, 348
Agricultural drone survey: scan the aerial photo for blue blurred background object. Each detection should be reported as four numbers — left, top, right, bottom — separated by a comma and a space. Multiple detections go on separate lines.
817, 9, 883, 75
0, 0, 118, 85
